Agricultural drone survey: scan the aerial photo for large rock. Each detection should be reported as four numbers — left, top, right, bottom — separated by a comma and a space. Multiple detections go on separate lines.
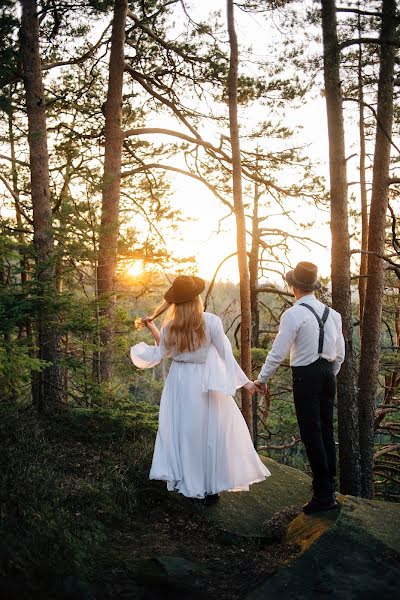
198, 456, 311, 541
247, 495, 400, 599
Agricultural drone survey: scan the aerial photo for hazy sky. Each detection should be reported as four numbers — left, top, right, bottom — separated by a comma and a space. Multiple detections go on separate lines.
158, 0, 333, 284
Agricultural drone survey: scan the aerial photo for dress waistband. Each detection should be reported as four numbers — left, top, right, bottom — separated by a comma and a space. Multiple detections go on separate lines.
172, 359, 206, 365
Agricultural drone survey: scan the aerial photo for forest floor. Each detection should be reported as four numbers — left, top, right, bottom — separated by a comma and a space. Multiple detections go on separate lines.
0, 403, 300, 600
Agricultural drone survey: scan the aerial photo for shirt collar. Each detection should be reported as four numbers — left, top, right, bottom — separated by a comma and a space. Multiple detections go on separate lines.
294, 293, 315, 304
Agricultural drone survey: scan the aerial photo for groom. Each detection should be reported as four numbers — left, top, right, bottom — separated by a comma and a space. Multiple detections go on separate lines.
254, 262, 345, 514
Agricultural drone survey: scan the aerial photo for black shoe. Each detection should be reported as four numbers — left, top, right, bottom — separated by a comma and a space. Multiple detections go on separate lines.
204, 493, 220, 506
303, 496, 338, 515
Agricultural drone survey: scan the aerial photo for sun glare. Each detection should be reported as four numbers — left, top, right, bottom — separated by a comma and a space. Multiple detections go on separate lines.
126, 260, 144, 278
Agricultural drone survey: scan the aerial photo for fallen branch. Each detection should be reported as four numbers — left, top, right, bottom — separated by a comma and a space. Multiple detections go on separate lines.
258, 436, 301, 451
374, 444, 400, 460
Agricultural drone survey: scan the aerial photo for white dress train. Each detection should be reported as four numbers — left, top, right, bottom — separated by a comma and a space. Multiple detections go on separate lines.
130, 311, 271, 498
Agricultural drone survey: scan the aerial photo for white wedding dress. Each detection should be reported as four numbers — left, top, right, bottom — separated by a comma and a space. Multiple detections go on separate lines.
130, 311, 271, 498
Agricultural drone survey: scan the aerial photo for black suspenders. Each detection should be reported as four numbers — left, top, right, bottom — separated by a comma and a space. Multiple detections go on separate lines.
300, 303, 330, 356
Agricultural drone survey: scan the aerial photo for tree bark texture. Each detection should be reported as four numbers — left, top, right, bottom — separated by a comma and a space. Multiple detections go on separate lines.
321, 0, 361, 495
96, 0, 128, 383
357, 34, 369, 334
20, 0, 62, 409
227, 0, 253, 434
357, 0, 396, 499
249, 181, 260, 347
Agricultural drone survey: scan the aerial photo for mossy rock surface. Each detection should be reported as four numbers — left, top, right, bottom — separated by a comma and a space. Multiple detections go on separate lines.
196, 456, 311, 540
247, 495, 400, 599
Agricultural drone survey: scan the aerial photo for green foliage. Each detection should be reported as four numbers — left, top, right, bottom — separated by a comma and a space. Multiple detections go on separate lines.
0, 342, 47, 400
0, 0, 18, 90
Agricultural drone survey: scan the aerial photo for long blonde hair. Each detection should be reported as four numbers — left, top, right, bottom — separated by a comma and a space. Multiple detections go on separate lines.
164, 296, 206, 353
137, 296, 206, 353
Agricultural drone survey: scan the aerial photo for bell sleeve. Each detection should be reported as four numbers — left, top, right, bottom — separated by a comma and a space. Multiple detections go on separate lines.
130, 327, 168, 369
203, 314, 250, 396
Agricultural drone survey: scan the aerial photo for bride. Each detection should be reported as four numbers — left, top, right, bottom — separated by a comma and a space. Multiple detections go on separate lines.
131, 274, 271, 503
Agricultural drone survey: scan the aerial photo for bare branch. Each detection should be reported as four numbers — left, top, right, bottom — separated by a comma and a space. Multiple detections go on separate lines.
0, 174, 32, 223
351, 248, 399, 273
1, 24, 111, 88
258, 436, 301, 450
336, 7, 383, 18
256, 285, 294, 298
42, 24, 111, 71
124, 63, 200, 138
339, 37, 400, 51
121, 162, 233, 209
388, 202, 400, 254
204, 252, 237, 310
259, 227, 326, 248
0, 154, 29, 167
124, 126, 225, 155
374, 444, 400, 460
343, 97, 400, 155
127, 11, 205, 63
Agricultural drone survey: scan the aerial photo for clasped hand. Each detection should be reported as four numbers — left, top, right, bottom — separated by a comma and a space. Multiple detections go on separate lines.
244, 380, 267, 396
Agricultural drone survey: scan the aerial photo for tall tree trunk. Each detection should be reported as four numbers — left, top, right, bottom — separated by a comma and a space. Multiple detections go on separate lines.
249, 179, 260, 347
320, 0, 361, 495
357, 37, 369, 334
227, 0, 252, 434
96, 0, 128, 384
20, 0, 62, 410
357, 0, 396, 499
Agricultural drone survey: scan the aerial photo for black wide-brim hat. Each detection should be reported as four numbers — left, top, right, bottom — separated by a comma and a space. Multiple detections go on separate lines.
164, 275, 205, 304
284, 261, 321, 291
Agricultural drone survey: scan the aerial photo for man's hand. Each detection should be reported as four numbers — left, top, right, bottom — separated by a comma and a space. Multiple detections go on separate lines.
254, 380, 267, 396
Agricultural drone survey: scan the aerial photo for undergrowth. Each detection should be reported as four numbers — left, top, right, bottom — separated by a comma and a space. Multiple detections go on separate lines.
0, 402, 159, 599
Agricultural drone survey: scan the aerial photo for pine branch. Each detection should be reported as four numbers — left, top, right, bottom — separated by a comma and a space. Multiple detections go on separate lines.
339, 37, 400, 51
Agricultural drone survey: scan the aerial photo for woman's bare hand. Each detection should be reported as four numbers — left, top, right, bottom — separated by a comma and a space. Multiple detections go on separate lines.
140, 317, 161, 344
243, 381, 256, 395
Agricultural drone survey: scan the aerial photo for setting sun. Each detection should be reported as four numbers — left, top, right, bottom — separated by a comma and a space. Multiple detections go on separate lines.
126, 260, 144, 278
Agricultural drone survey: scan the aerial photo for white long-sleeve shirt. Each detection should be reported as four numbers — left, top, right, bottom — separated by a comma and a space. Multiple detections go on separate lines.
257, 294, 345, 383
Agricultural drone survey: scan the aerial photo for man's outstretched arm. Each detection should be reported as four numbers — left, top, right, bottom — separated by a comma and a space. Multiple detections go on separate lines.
256, 310, 298, 385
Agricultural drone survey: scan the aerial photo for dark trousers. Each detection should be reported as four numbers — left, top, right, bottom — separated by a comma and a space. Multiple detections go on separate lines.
292, 358, 336, 499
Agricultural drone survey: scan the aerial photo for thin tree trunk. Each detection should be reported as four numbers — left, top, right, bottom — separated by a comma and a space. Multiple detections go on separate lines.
357, 0, 396, 499
96, 0, 128, 384
20, 0, 62, 410
357, 17, 369, 335
227, 0, 252, 434
249, 179, 260, 347
55, 131, 75, 294
320, 0, 361, 495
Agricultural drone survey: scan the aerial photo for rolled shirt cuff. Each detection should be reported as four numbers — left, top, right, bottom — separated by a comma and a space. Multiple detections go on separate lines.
257, 375, 268, 384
